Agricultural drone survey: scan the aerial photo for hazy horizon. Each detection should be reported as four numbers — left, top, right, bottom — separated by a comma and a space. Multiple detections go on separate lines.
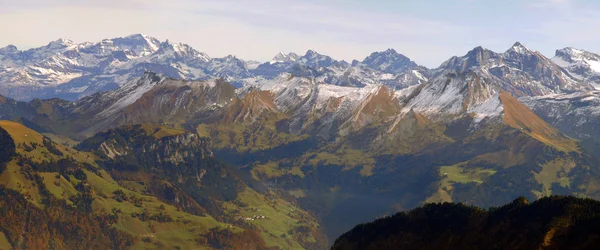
2, 0, 600, 67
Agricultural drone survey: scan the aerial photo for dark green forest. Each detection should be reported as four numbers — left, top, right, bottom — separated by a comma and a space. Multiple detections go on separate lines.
333, 196, 600, 250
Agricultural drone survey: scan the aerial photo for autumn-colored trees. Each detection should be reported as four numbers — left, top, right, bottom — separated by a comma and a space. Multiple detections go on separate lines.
0, 187, 137, 249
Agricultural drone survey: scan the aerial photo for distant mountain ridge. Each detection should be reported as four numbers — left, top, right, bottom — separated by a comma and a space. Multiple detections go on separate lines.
2, 35, 598, 103
0, 34, 248, 100
553, 47, 600, 88
0, 34, 428, 101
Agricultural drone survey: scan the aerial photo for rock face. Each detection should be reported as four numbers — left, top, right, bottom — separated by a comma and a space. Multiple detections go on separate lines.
436, 42, 593, 97
79, 126, 218, 194
360, 48, 419, 74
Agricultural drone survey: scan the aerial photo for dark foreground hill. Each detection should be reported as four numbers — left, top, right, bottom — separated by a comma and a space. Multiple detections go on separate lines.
332, 196, 600, 250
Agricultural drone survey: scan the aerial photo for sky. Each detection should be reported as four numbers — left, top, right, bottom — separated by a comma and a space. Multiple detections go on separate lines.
1, 0, 600, 68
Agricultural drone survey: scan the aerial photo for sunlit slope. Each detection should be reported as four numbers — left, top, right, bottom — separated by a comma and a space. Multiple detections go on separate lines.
0, 121, 272, 249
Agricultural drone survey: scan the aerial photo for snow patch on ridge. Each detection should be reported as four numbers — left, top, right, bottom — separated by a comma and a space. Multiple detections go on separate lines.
97, 75, 163, 118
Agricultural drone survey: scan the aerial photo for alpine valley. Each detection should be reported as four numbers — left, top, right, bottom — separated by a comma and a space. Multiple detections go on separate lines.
2, 35, 600, 249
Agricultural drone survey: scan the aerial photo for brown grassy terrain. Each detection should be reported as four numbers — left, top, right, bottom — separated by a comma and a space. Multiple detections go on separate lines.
500, 92, 580, 152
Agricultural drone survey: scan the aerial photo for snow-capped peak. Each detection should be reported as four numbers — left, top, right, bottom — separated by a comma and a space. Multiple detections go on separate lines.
95, 71, 166, 118
436, 42, 592, 96
274, 52, 288, 59
506, 41, 532, 54
553, 47, 600, 89
52, 38, 74, 45
124, 33, 152, 40
163, 40, 187, 51
47, 38, 75, 49
0, 35, 238, 100
299, 50, 337, 68
270, 52, 300, 64
122, 33, 161, 52
555, 47, 600, 63
83, 34, 164, 57
159, 40, 210, 61
558, 47, 580, 55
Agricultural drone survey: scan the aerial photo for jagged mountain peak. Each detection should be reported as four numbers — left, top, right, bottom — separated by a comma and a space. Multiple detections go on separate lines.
465, 45, 497, 58
443, 45, 501, 71
157, 39, 210, 61
296, 50, 338, 68
384, 48, 397, 53
161, 39, 190, 51
512, 41, 525, 47
366, 48, 403, 57
505, 41, 534, 55
255, 48, 421, 88
436, 42, 592, 96
305, 49, 321, 57
460, 42, 531, 58
361, 48, 418, 74
72, 34, 162, 58
270, 52, 300, 64
510, 41, 528, 50
469, 45, 486, 52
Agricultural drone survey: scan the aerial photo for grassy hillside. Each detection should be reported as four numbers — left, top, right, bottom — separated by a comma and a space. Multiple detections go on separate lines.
235, 110, 599, 241
0, 121, 285, 249
500, 92, 580, 153
76, 124, 328, 249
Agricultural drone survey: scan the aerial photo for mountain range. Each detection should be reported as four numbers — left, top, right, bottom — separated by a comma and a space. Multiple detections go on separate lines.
0, 34, 433, 101
2, 35, 600, 249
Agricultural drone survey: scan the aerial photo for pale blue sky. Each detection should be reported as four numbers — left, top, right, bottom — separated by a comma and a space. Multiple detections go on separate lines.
1, 0, 599, 67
